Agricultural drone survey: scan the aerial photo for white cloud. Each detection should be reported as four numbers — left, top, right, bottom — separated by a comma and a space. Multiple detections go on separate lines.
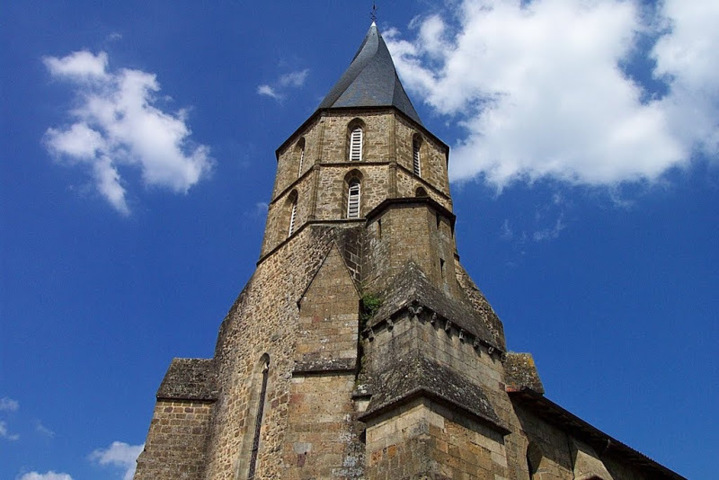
386, 0, 719, 189
279, 69, 309, 88
257, 84, 282, 99
18, 472, 73, 480
532, 215, 566, 242
0, 420, 19, 440
1, 398, 20, 441
500, 219, 513, 240
43, 50, 213, 214
89, 441, 144, 480
35, 420, 55, 438
257, 68, 310, 102
43, 50, 108, 80
652, 0, 719, 157
0, 397, 19, 411
244, 201, 268, 219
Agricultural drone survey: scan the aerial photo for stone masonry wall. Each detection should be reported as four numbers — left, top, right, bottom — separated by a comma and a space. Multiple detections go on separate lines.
295, 246, 359, 367
363, 313, 505, 412
395, 167, 452, 211
262, 171, 315, 255
285, 243, 365, 479
360, 302, 534, 480
510, 403, 641, 480
284, 373, 363, 479
365, 399, 509, 480
361, 203, 458, 298
134, 399, 214, 480
318, 111, 393, 164
394, 114, 450, 196
204, 225, 363, 480
365, 400, 433, 479
603, 456, 654, 480
362, 214, 390, 296
274, 117, 322, 198
314, 164, 389, 221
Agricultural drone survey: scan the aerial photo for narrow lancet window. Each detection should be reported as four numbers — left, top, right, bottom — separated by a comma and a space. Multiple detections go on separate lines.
349, 127, 363, 161
286, 190, 298, 238
288, 201, 297, 236
297, 138, 305, 176
347, 180, 361, 218
412, 137, 421, 176
247, 356, 270, 479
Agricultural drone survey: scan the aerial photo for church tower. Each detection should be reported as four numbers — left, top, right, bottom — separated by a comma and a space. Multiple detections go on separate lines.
134, 23, 684, 480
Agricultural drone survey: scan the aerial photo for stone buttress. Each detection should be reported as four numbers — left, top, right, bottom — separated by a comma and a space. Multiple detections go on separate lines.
134, 23, 685, 480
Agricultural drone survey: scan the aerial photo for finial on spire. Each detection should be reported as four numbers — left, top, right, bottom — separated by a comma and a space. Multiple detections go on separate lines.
371, 2, 378, 24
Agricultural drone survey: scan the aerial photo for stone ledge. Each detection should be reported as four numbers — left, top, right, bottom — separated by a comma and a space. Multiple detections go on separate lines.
156, 358, 218, 401
504, 352, 544, 394
365, 196, 455, 229
359, 353, 509, 435
293, 356, 357, 375
366, 262, 502, 352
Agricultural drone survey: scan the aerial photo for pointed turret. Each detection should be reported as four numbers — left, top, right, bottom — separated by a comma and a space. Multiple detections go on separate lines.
319, 22, 423, 125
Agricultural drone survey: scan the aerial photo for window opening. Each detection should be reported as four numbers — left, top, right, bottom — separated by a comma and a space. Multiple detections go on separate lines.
288, 200, 297, 237
349, 127, 363, 161
347, 181, 361, 218
298, 143, 305, 176
248, 358, 270, 480
413, 138, 421, 176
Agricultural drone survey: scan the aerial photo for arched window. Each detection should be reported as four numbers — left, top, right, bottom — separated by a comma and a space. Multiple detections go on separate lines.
287, 190, 298, 238
412, 136, 421, 176
349, 127, 363, 161
347, 180, 361, 218
288, 201, 297, 236
236, 354, 270, 480
415, 186, 428, 197
297, 138, 305, 176
248, 355, 270, 479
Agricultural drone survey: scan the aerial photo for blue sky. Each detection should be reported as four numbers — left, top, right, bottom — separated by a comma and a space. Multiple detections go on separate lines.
1, 1, 717, 479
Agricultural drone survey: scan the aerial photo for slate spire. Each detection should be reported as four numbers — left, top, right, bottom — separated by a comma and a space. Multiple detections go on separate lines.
319, 22, 423, 125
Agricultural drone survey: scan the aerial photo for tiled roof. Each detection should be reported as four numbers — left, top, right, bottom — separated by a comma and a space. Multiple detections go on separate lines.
318, 23, 423, 125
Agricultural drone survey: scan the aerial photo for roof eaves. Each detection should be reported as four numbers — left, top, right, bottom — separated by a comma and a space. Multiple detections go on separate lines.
509, 389, 686, 480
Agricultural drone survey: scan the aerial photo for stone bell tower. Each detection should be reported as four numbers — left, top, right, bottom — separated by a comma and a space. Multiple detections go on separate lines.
134, 23, 684, 480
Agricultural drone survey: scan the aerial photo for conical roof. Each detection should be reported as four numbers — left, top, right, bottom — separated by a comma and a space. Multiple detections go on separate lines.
318, 22, 423, 125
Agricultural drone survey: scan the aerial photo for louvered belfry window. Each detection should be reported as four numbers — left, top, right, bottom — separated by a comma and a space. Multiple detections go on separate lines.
347, 181, 361, 218
298, 144, 305, 176
288, 200, 297, 236
349, 127, 363, 161
413, 138, 421, 176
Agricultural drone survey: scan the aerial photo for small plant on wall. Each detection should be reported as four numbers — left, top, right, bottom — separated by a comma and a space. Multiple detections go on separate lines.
360, 293, 382, 328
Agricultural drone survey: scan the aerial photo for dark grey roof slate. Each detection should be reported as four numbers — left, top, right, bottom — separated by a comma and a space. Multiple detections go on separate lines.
318, 23, 423, 125
157, 358, 218, 401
